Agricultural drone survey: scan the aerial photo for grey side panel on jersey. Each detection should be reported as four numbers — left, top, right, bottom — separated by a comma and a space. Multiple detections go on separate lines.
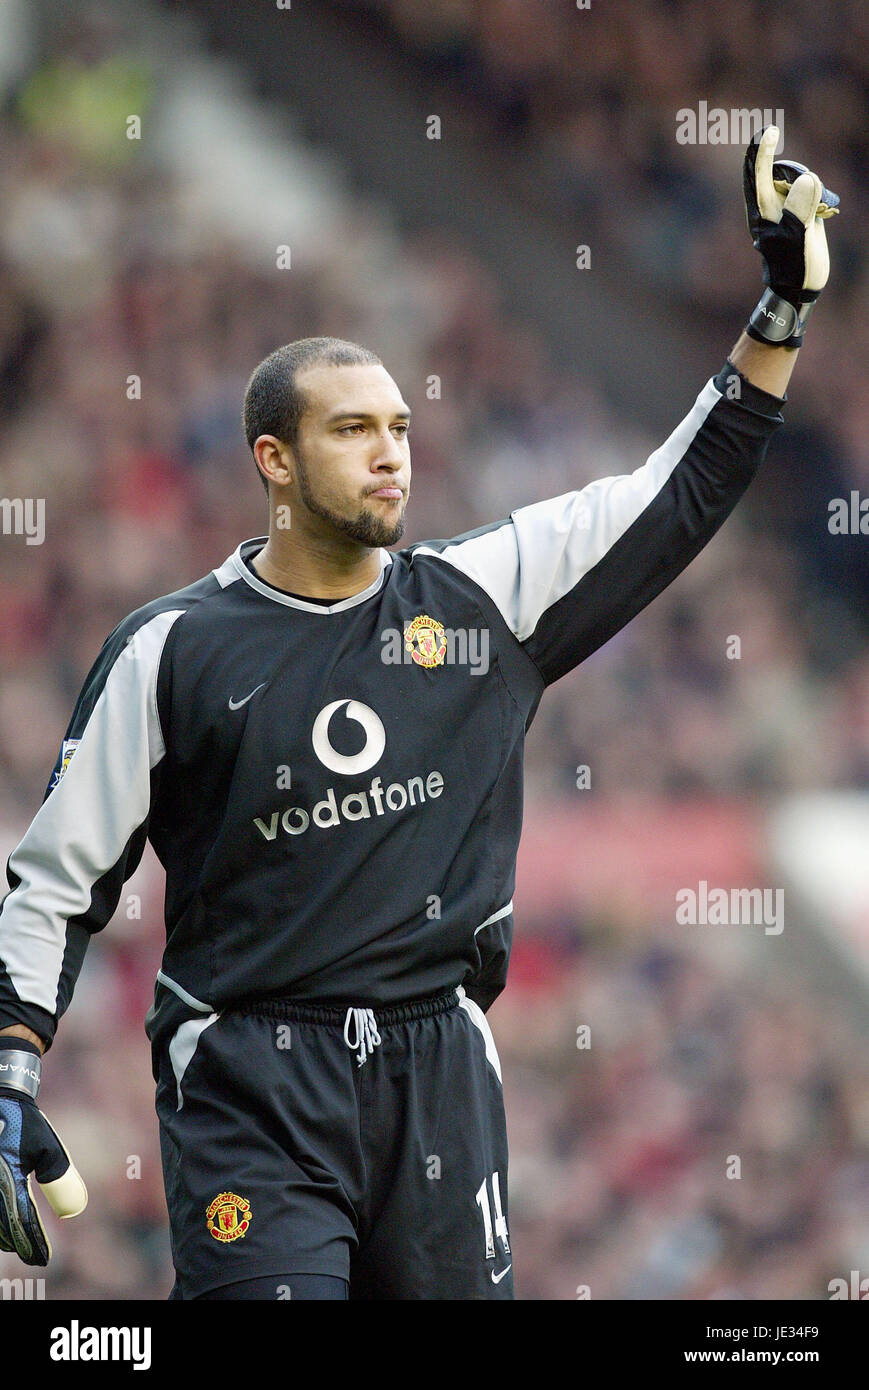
0, 609, 184, 1024
464, 902, 514, 1013
411, 378, 722, 644
157, 969, 214, 1014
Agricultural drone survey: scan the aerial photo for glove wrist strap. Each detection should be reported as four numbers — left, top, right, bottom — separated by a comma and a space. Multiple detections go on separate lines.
0, 1047, 42, 1099
746, 288, 818, 348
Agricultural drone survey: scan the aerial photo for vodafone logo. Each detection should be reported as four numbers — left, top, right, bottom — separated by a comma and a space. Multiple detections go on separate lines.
253, 696, 444, 841
311, 699, 386, 775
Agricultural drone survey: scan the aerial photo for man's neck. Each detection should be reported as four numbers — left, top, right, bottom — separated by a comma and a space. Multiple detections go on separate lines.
251, 534, 384, 600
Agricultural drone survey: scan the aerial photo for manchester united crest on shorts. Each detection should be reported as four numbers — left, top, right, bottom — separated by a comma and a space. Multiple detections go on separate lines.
404, 614, 447, 668
206, 1192, 252, 1242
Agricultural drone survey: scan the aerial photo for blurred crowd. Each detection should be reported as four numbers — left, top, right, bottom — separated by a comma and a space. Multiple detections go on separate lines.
0, 0, 867, 1299
501, 898, 869, 1300
347, 0, 869, 497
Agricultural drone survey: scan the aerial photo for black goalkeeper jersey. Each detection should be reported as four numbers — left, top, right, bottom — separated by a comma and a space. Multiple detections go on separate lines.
0, 365, 784, 1056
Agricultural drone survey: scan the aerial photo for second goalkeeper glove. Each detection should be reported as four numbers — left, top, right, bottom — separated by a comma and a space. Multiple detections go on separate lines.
0, 1036, 87, 1265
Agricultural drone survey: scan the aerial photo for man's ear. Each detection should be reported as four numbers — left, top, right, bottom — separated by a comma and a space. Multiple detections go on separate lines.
254, 435, 294, 489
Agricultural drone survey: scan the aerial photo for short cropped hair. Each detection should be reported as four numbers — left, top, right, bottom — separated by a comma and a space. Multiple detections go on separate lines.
242, 337, 382, 493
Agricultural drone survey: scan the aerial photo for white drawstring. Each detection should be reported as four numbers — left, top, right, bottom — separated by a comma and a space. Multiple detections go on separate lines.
343, 1007, 382, 1067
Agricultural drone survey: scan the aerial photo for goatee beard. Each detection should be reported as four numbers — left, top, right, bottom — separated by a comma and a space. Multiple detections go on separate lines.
322, 501, 406, 548
296, 463, 406, 547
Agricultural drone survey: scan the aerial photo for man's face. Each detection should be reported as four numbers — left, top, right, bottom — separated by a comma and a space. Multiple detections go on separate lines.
287, 363, 411, 548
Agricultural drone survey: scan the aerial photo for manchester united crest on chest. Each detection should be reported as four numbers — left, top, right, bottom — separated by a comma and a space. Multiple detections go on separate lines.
404, 613, 448, 668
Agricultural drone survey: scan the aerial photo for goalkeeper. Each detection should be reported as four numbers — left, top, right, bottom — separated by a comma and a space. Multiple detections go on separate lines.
0, 128, 839, 1298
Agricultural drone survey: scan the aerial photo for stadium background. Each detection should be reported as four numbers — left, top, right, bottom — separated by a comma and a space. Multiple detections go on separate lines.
0, 0, 867, 1300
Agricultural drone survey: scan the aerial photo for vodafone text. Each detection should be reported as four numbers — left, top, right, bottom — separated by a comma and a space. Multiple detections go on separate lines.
255, 770, 444, 839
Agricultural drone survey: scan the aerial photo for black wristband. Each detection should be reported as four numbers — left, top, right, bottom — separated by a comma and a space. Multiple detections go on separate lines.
747, 287, 818, 348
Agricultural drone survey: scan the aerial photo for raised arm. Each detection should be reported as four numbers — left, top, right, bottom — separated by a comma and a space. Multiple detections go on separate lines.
411, 125, 837, 688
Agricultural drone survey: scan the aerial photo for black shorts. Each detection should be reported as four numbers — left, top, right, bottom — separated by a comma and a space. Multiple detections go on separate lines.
155, 987, 513, 1300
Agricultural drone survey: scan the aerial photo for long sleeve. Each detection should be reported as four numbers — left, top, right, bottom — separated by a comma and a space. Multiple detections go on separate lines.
410, 363, 784, 687
0, 608, 183, 1048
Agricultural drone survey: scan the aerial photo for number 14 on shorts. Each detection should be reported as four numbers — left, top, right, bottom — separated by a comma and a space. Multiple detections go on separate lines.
475, 1170, 510, 1260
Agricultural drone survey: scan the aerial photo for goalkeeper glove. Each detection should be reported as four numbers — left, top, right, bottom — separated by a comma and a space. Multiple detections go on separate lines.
0, 1036, 87, 1265
744, 124, 839, 348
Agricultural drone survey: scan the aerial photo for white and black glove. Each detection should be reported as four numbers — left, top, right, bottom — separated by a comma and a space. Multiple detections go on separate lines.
744, 124, 839, 348
0, 1036, 87, 1265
